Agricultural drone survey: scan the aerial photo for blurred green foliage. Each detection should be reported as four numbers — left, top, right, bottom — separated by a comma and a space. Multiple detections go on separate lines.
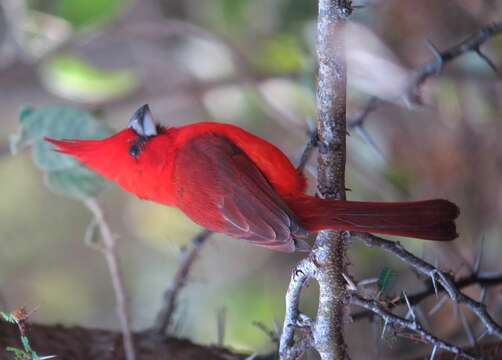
40, 55, 138, 103
383, 166, 412, 197
254, 34, 306, 73
221, 283, 282, 350
220, 0, 248, 27
377, 266, 397, 295
32, 0, 128, 29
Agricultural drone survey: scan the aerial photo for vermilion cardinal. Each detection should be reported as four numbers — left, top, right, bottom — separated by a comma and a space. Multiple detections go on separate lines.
46, 105, 459, 252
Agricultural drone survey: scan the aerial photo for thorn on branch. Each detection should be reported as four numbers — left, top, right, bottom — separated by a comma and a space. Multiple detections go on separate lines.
353, 233, 502, 340
252, 321, 280, 344
459, 308, 476, 347
381, 318, 389, 339
348, 97, 380, 130
480, 287, 487, 304
351, 294, 477, 360
429, 345, 438, 360
474, 236, 485, 275
475, 47, 500, 76
402, 291, 416, 322
429, 295, 449, 317
409, 22, 502, 104
343, 273, 358, 291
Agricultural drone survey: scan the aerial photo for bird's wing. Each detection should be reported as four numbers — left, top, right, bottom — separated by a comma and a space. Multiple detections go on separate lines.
173, 134, 307, 252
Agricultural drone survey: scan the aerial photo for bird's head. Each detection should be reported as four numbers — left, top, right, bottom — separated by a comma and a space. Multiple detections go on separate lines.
45, 104, 177, 204
126, 104, 162, 159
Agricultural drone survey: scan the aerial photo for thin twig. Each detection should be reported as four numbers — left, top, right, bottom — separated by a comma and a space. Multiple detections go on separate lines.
253, 321, 280, 344
351, 294, 476, 360
296, 129, 318, 173
354, 233, 502, 339
83, 198, 135, 360
152, 230, 212, 336
216, 307, 227, 347
347, 22, 502, 132
352, 272, 502, 321
348, 97, 381, 130
409, 22, 502, 103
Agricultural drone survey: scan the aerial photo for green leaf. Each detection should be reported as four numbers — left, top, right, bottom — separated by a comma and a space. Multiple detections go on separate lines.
40, 55, 138, 103
44, 167, 107, 200
377, 267, 396, 293
11, 105, 111, 171
19, 106, 35, 122
32, 141, 77, 171
10, 105, 112, 200
13, 105, 111, 148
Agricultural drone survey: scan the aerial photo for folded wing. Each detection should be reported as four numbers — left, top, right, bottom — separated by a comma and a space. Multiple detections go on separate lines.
172, 134, 306, 252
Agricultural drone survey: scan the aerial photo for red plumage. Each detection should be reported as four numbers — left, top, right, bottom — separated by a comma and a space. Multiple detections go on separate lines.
45, 121, 459, 252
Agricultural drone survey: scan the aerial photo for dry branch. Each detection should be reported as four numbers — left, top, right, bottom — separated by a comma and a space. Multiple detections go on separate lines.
279, 1, 352, 359
153, 230, 212, 336
351, 294, 476, 360
84, 199, 136, 360
354, 233, 502, 340
352, 272, 502, 322
280, 19, 502, 360
411, 22, 502, 102
349, 22, 502, 133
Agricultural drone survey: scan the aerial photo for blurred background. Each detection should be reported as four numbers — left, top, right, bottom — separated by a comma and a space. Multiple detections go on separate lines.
1, 0, 502, 359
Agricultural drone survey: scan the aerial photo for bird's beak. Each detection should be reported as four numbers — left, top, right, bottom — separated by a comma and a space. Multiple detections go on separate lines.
128, 104, 158, 137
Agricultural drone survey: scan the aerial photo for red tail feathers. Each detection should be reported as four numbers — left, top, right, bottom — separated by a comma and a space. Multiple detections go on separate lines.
288, 197, 459, 241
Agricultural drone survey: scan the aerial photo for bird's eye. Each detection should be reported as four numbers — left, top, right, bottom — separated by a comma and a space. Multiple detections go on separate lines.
129, 143, 140, 159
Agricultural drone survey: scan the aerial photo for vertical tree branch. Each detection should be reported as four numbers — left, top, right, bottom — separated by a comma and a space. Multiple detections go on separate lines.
279, 259, 316, 357
279, 2, 352, 360
311, 1, 351, 360
83, 198, 136, 360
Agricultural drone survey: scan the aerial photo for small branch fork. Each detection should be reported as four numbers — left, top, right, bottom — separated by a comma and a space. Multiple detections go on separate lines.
152, 230, 212, 336
350, 294, 476, 360
83, 198, 136, 360
347, 22, 502, 150
354, 233, 502, 337
411, 22, 502, 103
352, 272, 502, 322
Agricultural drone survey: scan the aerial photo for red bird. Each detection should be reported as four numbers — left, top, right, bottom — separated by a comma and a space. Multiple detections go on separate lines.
46, 105, 459, 252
